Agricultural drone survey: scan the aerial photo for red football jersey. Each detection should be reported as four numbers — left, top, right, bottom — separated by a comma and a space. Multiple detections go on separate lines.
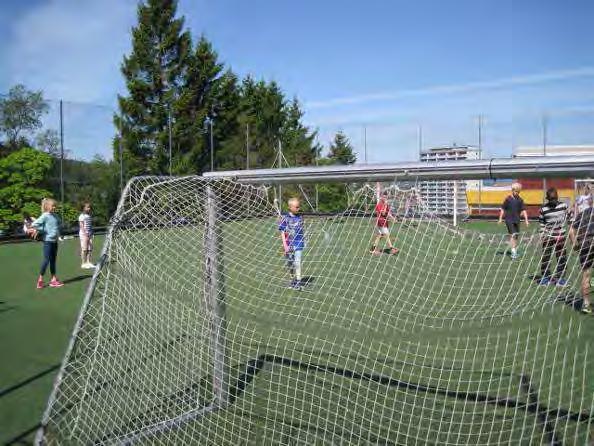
375, 201, 390, 227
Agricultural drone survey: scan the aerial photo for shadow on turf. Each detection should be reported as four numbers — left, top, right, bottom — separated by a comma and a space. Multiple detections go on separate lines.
0, 300, 17, 314
0, 305, 18, 314
527, 274, 588, 313
552, 291, 586, 312
301, 276, 315, 286
61, 274, 93, 285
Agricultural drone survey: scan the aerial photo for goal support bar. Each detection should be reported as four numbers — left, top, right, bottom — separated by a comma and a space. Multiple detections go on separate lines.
203, 155, 594, 184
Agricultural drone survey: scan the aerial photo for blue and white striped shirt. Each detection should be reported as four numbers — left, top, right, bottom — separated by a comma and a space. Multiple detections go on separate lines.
78, 213, 93, 235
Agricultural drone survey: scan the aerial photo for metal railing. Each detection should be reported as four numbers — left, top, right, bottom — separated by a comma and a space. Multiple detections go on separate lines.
203, 155, 594, 184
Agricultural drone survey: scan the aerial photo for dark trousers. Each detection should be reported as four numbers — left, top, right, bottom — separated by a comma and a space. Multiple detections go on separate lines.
541, 237, 567, 279
40, 241, 58, 276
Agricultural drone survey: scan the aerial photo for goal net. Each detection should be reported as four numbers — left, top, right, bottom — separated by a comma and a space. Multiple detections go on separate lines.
38, 176, 593, 445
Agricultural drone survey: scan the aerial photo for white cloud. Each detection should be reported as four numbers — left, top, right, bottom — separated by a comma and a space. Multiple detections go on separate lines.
6, 0, 137, 104
306, 67, 594, 109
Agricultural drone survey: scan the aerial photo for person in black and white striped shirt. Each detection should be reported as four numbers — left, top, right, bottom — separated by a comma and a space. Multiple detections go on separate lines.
537, 187, 569, 286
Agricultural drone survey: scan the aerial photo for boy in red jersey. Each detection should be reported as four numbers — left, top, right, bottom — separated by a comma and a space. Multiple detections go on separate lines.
370, 192, 399, 255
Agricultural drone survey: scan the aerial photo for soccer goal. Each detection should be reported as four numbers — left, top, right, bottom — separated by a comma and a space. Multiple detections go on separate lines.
37, 157, 594, 445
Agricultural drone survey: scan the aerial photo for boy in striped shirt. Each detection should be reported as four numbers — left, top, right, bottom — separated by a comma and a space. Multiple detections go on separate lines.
537, 188, 569, 286
78, 202, 95, 269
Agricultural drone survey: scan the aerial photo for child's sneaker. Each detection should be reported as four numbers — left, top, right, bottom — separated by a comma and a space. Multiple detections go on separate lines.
510, 252, 518, 260
389, 248, 399, 255
538, 277, 551, 286
49, 279, 64, 288
555, 278, 568, 287
582, 303, 592, 315
36, 279, 44, 289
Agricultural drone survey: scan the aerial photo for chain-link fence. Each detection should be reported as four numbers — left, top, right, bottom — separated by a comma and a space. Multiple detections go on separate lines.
1, 83, 594, 234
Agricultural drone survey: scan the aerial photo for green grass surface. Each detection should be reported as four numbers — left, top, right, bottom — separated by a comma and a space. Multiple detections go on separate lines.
2, 218, 593, 444
0, 237, 104, 444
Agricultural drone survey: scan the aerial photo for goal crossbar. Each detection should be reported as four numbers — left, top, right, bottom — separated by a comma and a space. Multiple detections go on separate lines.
203, 155, 594, 183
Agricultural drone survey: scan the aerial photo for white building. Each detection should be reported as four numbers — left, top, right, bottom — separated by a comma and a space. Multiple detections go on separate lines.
419, 145, 480, 216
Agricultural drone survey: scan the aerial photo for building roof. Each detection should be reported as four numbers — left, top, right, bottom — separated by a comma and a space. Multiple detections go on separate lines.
514, 145, 594, 157
420, 145, 479, 154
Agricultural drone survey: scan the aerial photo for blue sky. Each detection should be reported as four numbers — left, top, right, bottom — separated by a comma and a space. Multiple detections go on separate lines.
1, 0, 594, 161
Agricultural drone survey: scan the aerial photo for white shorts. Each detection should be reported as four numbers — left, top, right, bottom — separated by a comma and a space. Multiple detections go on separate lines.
376, 226, 390, 236
80, 233, 93, 251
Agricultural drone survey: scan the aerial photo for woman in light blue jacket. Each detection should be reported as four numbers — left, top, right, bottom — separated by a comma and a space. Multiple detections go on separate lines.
30, 198, 64, 289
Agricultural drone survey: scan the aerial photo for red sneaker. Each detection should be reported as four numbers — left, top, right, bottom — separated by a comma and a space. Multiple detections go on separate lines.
36, 279, 44, 289
49, 279, 64, 288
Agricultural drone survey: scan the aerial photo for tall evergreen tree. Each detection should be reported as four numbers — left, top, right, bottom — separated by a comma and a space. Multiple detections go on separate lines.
174, 36, 224, 174
328, 131, 357, 165
114, 0, 191, 176
213, 71, 244, 170
241, 79, 287, 168
281, 98, 319, 166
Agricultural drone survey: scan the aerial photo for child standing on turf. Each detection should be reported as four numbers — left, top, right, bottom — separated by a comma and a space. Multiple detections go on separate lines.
370, 191, 398, 255
537, 188, 569, 286
78, 202, 95, 269
498, 182, 529, 259
29, 198, 64, 289
279, 197, 305, 290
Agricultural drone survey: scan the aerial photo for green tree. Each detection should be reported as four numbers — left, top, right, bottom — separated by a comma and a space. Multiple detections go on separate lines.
211, 70, 243, 170
174, 36, 225, 174
313, 132, 358, 211
280, 98, 320, 167
114, 0, 191, 176
48, 156, 120, 228
328, 131, 356, 164
35, 129, 62, 157
0, 85, 49, 152
0, 147, 52, 231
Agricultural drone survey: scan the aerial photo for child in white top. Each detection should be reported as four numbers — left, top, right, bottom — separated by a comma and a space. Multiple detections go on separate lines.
575, 183, 592, 216
78, 202, 95, 269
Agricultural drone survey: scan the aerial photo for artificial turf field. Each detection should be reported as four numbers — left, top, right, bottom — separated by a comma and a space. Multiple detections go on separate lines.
1, 219, 593, 445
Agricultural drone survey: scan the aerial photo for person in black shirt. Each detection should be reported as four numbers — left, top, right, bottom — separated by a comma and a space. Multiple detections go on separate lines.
498, 182, 529, 259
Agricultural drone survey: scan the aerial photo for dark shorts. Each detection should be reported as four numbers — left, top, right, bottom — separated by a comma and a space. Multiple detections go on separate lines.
505, 221, 520, 236
579, 246, 594, 270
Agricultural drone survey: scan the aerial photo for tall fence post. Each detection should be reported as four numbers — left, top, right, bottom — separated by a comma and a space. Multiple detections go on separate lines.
118, 132, 124, 194
59, 100, 64, 212
478, 115, 483, 216
168, 105, 173, 176
204, 183, 228, 407
453, 180, 458, 226
542, 113, 548, 200
246, 123, 250, 170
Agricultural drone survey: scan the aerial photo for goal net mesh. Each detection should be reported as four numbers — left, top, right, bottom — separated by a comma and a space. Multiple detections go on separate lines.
39, 176, 593, 445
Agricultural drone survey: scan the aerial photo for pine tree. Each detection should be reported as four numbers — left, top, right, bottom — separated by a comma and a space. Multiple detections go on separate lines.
213, 71, 245, 170
174, 36, 224, 174
280, 98, 319, 167
114, 0, 191, 176
328, 131, 357, 165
